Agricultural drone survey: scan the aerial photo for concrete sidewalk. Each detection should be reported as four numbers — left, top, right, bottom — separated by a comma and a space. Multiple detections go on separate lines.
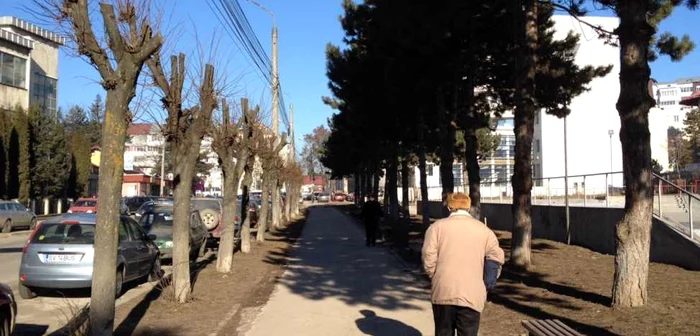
245, 206, 434, 336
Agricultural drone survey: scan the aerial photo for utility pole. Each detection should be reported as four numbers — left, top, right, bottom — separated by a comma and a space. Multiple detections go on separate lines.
160, 142, 166, 196
272, 25, 279, 135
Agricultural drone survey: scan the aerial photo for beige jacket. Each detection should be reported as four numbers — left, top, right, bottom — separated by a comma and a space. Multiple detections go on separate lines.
421, 211, 505, 313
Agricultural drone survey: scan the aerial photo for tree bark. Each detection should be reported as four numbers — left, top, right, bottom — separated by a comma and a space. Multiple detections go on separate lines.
611, 0, 655, 308
417, 116, 431, 226
388, 155, 399, 222
272, 179, 281, 228
257, 179, 270, 242
465, 128, 482, 219
216, 161, 241, 273
240, 166, 252, 253
284, 182, 292, 221
401, 157, 410, 217
171, 149, 196, 302
89, 93, 129, 335
510, 0, 537, 270
437, 90, 455, 203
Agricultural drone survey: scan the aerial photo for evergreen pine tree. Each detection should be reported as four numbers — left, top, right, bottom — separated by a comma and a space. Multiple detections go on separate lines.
88, 94, 104, 146
31, 108, 69, 198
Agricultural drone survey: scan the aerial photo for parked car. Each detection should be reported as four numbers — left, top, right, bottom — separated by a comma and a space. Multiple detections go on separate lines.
124, 196, 156, 214
346, 193, 355, 202
0, 282, 16, 336
133, 198, 173, 220
333, 193, 346, 202
317, 192, 331, 203
66, 198, 98, 214
18, 213, 162, 299
1, 201, 37, 233
138, 207, 208, 261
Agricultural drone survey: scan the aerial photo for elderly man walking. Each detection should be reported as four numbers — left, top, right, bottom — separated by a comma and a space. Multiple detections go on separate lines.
421, 193, 505, 336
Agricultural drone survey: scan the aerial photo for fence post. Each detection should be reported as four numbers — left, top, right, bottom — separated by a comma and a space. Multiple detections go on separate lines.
43, 198, 50, 216
658, 178, 663, 217
605, 173, 609, 208
547, 178, 551, 205
583, 175, 587, 207
689, 195, 693, 239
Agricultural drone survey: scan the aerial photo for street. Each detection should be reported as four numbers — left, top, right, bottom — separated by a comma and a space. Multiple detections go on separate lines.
0, 228, 168, 335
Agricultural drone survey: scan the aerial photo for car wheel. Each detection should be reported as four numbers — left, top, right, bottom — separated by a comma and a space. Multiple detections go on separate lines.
19, 283, 37, 300
1, 220, 11, 234
199, 208, 220, 230
148, 257, 164, 282
29, 218, 37, 230
115, 269, 124, 298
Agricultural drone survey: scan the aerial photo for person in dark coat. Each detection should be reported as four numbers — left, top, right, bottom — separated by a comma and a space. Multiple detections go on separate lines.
361, 194, 383, 247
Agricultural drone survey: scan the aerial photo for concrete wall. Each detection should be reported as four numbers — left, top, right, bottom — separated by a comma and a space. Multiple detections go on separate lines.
418, 200, 700, 271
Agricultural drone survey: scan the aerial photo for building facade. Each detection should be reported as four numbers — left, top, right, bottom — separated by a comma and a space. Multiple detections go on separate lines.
652, 76, 700, 130
0, 16, 64, 114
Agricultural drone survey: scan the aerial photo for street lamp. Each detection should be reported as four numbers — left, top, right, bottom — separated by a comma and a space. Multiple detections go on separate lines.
608, 129, 614, 189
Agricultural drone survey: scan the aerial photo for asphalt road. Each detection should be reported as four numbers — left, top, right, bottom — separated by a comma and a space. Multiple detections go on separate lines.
0, 228, 170, 335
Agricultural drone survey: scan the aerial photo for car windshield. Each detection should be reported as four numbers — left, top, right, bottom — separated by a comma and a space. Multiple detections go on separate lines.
74, 200, 97, 207
31, 223, 96, 245
192, 199, 220, 211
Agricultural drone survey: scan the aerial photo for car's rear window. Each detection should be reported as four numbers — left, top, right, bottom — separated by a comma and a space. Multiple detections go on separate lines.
31, 223, 96, 245
74, 200, 97, 207
192, 199, 220, 211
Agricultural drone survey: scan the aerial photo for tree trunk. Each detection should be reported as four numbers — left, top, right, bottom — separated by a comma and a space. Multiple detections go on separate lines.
388, 155, 399, 222
510, 0, 537, 270
284, 182, 292, 221
611, 0, 655, 308
364, 167, 372, 200
373, 164, 381, 195
417, 116, 431, 226
257, 179, 270, 242
172, 153, 195, 303
272, 179, 281, 229
355, 171, 361, 205
401, 157, 410, 217
438, 91, 455, 203
89, 94, 128, 335
216, 161, 241, 273
465, 128, 482, 219
240, 168, 252, 253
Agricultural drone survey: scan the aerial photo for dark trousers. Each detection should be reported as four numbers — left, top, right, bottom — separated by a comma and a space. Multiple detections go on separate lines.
365, 222, 378, 246
432, 304, 481, 336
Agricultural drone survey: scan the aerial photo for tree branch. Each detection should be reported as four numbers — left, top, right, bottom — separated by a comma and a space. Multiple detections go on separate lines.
65, 0, 115, 83
99, 2, 126, 63
544, 1, 615, 36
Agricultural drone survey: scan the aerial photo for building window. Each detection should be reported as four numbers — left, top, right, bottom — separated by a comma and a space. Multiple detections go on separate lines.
0, 52, 27, 88
30, 73, 57, 115
426, 163, 434, 177
534, 113, 539, 125
674, 115, 680, 122
453, 163, 463, 186
535, 139, 540, 153
497, 118, 515, 128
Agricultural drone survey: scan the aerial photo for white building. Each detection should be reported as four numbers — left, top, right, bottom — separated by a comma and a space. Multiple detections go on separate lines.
0, 16, 64, 115
652, 77, 700, 130
414, 15, 670, 200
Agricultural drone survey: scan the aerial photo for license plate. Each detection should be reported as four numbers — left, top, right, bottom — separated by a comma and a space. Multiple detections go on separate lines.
43, 254, 82, 263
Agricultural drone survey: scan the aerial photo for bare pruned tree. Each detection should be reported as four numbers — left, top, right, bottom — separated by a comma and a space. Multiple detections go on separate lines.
211, 98, 259, 270
147, 52, 217, 303
254, 132, 287, 242
29, 0, 163, 334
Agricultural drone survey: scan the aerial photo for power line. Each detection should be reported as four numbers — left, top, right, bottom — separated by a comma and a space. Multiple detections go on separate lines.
207, 0, 291, 133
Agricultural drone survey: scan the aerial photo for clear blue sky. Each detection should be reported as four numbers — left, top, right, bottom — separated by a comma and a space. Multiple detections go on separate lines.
3, 1, 699, 148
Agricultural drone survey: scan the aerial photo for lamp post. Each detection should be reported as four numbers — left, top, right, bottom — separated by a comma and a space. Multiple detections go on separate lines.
564, 116, 570, 244
608, 129, 614, 190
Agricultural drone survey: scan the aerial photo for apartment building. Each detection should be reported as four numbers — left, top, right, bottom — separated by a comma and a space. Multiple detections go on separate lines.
0, 16, 64, 115
652, 76, 700, 130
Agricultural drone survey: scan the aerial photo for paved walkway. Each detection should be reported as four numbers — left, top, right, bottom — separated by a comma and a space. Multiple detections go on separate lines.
245, 206, 434, 336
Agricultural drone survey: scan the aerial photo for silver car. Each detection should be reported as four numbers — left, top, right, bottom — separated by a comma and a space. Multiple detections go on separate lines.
0, 201, 37, 233
18, 213, 162, 299
317, 192, 331, 203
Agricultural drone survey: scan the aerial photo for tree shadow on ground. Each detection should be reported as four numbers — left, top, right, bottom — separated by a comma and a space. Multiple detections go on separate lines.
263, 207, 430, 311
113, 254, 216, 335
355, 309, 422, 336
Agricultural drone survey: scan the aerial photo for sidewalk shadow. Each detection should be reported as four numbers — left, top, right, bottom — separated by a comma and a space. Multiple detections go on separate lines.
355, 309, 422, 336
263, 207, 429, 311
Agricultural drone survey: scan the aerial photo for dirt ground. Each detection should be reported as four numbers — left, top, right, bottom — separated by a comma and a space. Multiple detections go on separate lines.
111, 214, 306, 336
339, 204, 700, 336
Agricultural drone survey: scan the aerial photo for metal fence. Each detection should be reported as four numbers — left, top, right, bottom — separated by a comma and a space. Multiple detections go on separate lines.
418, 171, 698, 242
